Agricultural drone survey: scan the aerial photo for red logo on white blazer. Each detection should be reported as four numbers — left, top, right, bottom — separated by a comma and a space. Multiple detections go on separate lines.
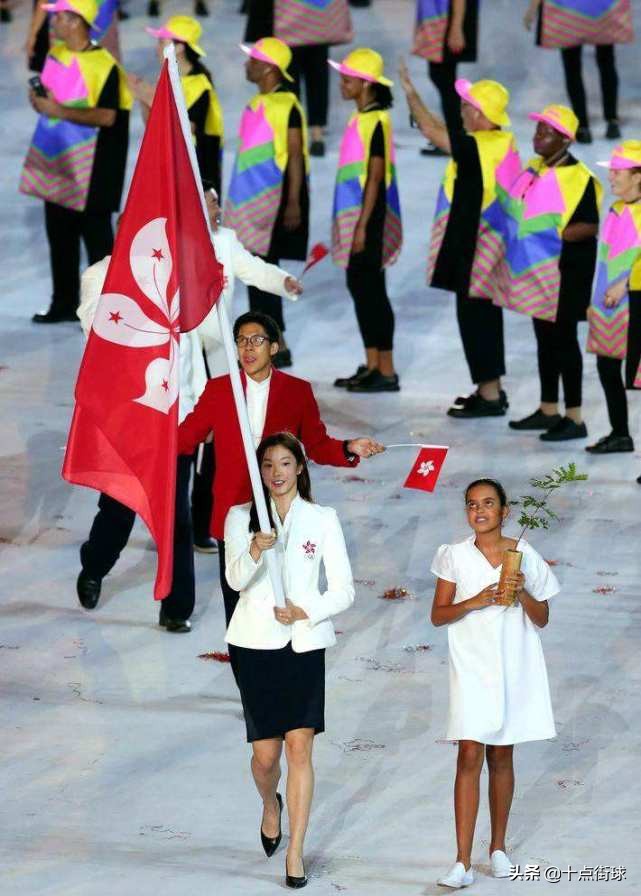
302, 541, 316, 559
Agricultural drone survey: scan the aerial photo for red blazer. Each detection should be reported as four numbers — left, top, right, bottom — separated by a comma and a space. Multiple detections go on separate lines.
178, 369, 359, 539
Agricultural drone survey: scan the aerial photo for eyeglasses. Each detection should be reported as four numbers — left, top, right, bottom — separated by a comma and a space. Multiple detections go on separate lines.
235, 334, 269, 348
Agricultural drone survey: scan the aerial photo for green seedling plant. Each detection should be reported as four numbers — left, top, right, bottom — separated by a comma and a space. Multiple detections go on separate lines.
511, 462, 588, 546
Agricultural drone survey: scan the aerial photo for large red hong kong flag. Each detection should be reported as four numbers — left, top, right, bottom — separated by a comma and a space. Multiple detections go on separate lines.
403, 446, 449, 493
62, 61, 224, 600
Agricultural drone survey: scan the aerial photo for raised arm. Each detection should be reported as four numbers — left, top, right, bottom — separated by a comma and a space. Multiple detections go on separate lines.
398, 58, 451, 153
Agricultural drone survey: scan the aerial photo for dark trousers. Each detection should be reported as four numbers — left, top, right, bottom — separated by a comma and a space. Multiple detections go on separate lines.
456, 293, 505, 383
191, 441, 214, 539
290, 44, 329, 128
45, 201, 114, 314
346, 254, 395, 352
247, 252, 285, 333
80, 456, 195, 620
428, 59, 462, 134
597, 356, 629, 436
533, 317, 583, 407
217, 539, 240, 685
560, 44, 618, 127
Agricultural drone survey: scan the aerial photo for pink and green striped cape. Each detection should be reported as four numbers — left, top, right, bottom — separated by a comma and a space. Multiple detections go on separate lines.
412, 0, 450, 62
274, 0, 352, 47
540, 0, 634, 48
224, 91, 309, 257
587, 200, 641, 369
19, 44, 131, 212
331, 109, 402, 270
428, 130, 521, 302
498, 158, 601, 321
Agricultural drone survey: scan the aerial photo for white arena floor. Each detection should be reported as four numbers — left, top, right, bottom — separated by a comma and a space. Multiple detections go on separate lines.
1, 1, 641, 893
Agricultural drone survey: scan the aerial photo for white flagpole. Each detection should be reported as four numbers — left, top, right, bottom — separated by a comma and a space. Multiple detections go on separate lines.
386, 443, 450, 450
164, 46, 286, 608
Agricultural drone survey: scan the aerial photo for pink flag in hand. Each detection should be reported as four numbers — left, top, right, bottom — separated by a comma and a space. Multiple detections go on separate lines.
403, 446, 449, 493
62, 61, 224, 600
302, 242, 329, 276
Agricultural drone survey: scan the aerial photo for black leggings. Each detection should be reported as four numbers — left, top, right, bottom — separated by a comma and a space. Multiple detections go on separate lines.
456, 294, 505, 384
597, 356, 630, 436
346, 254, 395, 352
533, 317, 583, 407
428, 59, 462, 134
290, 44, 329, 128
560, 44, 618, 127
45, 201, 114, 314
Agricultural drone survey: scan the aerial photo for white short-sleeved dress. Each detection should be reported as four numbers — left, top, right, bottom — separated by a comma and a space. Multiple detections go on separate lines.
431, 536, 559, 745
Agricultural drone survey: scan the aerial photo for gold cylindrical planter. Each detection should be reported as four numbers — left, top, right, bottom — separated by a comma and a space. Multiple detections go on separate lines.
497, 549, 522, 606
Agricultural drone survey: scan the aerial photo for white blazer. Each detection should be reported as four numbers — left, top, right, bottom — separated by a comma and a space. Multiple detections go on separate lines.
76, 227, 297, 421
224, 496, 354, 653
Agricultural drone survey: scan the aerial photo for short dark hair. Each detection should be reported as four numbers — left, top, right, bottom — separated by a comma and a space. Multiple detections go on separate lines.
464, 478, 508, 507
372, 83, 393, 110
233, 311, 281, 345
201, 178, 216, 194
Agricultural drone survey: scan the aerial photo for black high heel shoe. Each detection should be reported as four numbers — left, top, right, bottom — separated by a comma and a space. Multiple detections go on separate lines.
286, 856, 308, 889
260, 793, 282, 857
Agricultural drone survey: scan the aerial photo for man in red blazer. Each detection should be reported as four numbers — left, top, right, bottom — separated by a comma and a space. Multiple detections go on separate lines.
178, 311, 384, 671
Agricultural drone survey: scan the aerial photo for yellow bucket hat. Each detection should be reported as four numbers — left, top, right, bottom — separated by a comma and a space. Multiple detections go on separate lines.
239, 37, 294, 82
529, 104, 578, 140
146, 15, 205, 58
597, 140, 641, 169
328, 48, 393, 88
41, 0, 98, 26
455, 78, 510, 127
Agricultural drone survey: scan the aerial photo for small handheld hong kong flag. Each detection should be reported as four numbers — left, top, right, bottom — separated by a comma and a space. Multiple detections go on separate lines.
301, 242, 329, 276
403, 445, 449, 493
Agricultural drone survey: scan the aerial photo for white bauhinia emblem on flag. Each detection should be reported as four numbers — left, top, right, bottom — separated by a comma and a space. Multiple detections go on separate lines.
418, 460, 435, 477
92, 217, 179, 414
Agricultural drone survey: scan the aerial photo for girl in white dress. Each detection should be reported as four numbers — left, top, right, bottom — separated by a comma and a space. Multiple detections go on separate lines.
430, 478, 559, 889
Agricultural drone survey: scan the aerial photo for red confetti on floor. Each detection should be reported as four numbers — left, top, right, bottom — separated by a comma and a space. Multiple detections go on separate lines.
198, 651, 230, 662
593, 585, 616, 595
380, 587, 412, 601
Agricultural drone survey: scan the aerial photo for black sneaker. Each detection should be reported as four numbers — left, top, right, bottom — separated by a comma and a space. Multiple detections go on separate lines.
586, 432, 634, 454
334, 364, 368, 388
309, 140, 325, 157
539, 417, 587, 441
273, 348, 292, 369
420, 142, 446, 157
509, 409, 562, 431
575, 126, 592, 144
32, 307, 78, 324
453, 389, 508, 409
605, 120, 621, 140
194, 535, 218, 553
347, 369, 400, 393
77, 570, 102, 610
147, 0, 159, 15
159, 611, 191, 633
448, 392, 506, 418
0, 5, 12, 21
194, 0, 209, 15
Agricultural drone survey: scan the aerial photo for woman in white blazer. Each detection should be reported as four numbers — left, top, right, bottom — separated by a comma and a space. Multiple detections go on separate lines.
224, 432, 354, 889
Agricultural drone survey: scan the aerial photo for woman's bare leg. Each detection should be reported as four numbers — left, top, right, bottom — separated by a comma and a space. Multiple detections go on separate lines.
454, 740, 485, 868
284, 727, 315, 876
251, 737, 284, 838
486, 744, 515, 855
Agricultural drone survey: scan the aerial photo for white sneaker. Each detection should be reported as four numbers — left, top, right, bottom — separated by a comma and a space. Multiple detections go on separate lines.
438, 862, 474, 888
491, 850, 513, 878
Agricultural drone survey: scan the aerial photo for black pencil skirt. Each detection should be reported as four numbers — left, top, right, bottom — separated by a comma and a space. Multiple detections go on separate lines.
235, 642, 325, 743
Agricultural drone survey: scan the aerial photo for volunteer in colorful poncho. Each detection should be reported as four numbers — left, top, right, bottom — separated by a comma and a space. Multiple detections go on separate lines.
411, 0, 479, 154
329, 49, 402, 394
21, 0, 131, 324
26, 0, 120, 72
501, 104, 601, 443
244, 0, 353, 157
224, 37, 310, 369
524, 0, 633, 143
400, 64, 521, 418
586, 141, 641, 469
127, 16, 224, 196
